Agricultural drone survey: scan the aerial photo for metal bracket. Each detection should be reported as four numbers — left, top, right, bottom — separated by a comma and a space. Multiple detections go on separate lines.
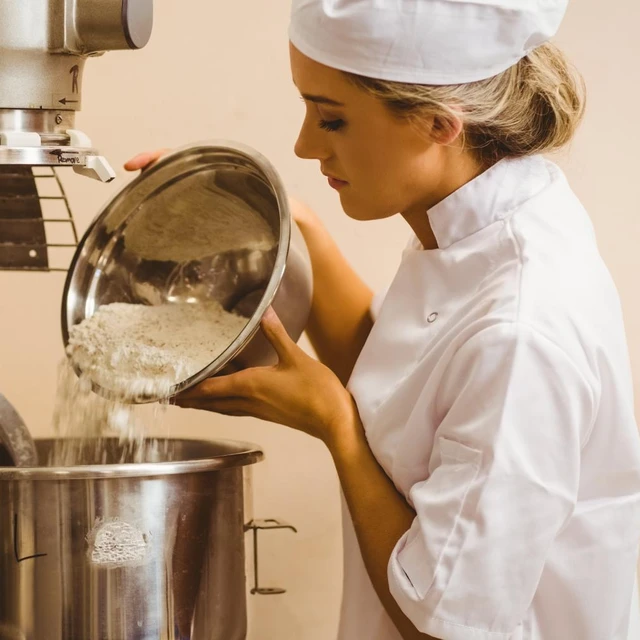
0, 131, 41, 147
73, 155, 116, 183
0, 166, 78, 271
244, 518, 297, 595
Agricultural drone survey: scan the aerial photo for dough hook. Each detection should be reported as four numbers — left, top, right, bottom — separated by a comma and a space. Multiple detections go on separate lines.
0, 392, 38, 467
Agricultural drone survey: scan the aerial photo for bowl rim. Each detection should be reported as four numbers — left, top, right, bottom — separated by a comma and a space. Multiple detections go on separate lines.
60, 139, 291, 403
0, 437, 264, 479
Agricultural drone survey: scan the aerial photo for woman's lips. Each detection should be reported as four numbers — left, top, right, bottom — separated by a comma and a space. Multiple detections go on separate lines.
326, 175, 349, 190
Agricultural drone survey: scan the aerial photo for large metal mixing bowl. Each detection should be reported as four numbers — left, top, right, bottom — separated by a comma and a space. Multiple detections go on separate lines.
0, 437, 263, 640
61, 140, 313, 402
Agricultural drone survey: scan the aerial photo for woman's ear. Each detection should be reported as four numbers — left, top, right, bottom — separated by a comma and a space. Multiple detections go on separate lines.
431, 114, 464, 146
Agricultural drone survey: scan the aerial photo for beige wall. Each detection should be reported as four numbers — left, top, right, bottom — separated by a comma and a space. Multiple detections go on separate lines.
0, 1, 638, 638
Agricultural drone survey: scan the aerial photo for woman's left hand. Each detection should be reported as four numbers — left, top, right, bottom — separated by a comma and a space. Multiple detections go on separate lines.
174, 307, 357, 446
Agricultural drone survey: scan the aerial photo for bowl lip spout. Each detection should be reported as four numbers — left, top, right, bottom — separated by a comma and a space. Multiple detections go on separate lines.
60, 139, 291, 403
0, 437, 264, 480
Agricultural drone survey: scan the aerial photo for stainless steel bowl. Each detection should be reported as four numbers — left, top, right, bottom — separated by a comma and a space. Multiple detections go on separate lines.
0, 437, 263, 640
61, 140, 313, 402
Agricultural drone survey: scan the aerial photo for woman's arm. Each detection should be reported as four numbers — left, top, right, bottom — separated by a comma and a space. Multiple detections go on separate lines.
330, 398, 439, 640
291, 198, 375, 385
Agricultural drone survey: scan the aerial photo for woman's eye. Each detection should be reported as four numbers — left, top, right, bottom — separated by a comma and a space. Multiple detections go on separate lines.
318, 118, 345, 132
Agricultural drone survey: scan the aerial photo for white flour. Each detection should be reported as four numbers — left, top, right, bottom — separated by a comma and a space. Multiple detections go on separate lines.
66, 301, 247, 398
50, 301, 248, 466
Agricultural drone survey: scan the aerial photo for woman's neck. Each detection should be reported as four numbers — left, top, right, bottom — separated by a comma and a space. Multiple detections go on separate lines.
401, 150, 488, 250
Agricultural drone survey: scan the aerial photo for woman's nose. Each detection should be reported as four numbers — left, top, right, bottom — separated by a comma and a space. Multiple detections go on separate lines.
294, 114, 330, 161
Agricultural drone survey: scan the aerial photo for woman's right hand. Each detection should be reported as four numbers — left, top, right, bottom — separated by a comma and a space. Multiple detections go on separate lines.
123, 148, 170, 172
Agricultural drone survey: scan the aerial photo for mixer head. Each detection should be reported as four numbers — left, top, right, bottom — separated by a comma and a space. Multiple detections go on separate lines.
0, 0, 154, 270
0, 0, 153, 180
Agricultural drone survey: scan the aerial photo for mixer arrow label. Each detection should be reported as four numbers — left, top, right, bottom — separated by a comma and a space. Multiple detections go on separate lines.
13, 513, 47, 563
58, 98, 78, 106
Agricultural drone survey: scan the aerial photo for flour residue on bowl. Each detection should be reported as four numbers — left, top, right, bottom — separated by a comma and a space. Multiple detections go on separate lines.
87, 517, 150, 568
124, 180, 276, 262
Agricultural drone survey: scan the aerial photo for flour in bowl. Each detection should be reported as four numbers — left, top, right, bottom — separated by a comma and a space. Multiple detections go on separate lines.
66, 301, 248, 398
50, 300, 248, 466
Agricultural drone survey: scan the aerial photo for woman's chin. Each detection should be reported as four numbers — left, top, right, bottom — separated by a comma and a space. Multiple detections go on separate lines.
339, 194, 393, 222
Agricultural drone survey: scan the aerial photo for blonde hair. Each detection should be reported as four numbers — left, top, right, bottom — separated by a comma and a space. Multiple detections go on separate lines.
345, 43, 586, 166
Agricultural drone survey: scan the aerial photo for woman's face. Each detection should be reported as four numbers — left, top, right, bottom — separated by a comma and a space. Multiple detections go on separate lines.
290, 44, 447, 222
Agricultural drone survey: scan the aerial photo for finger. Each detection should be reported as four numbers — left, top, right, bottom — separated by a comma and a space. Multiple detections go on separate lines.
123, 149, 166, 171
174, 395, 254, 416
174, 372, 253, 402
260, 307, 295, 363
123, 148, 169, 172
216, 361, 243, 376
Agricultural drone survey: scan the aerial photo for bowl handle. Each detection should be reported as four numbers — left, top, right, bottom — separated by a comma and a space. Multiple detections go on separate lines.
244, 518, 297, 595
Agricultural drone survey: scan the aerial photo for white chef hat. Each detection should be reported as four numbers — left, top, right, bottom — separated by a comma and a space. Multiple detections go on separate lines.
289, 0, 568, 85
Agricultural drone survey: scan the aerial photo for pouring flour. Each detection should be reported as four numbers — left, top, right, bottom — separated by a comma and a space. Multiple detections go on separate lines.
52, 142, 312, 466
51, 301, 248, 465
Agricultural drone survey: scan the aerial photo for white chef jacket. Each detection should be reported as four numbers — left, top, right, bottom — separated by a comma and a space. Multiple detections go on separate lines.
341, 155, 640, 640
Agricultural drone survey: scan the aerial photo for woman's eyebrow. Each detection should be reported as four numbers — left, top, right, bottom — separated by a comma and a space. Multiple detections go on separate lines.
301, 93, 345, 107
